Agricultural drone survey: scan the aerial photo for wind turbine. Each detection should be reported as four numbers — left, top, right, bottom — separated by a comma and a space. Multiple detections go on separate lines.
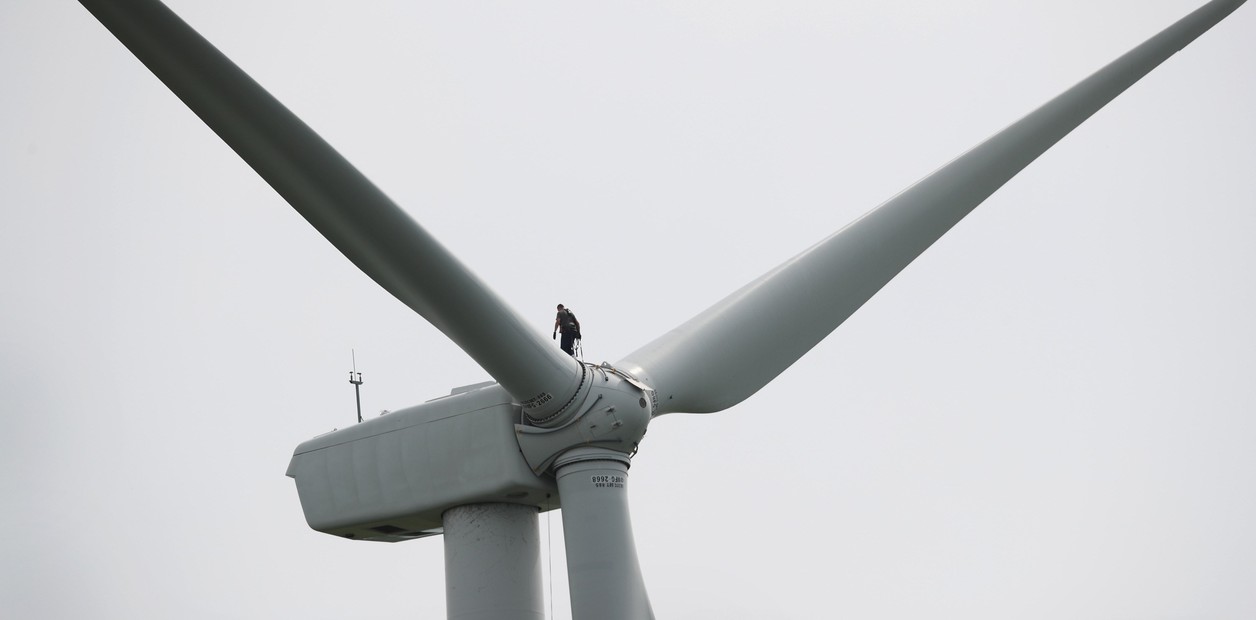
74, 0, 1247, 618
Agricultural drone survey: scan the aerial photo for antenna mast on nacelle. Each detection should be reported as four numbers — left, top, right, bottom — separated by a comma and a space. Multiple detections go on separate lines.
349, 350, 364, 424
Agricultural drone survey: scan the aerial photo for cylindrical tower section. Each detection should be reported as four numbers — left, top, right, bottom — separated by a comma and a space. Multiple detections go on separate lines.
443, 503, 545, 620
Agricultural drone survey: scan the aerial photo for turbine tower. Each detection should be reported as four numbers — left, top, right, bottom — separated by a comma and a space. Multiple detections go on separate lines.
77, 0, 1246, 618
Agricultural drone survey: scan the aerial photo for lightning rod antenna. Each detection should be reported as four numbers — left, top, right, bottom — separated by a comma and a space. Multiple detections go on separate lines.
349, 350, 364, 423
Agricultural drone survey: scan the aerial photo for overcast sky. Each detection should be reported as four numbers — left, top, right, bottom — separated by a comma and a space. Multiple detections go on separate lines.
3, 1, 1254, 618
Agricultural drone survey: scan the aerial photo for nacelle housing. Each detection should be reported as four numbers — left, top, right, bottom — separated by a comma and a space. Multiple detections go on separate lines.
285, 382, 557, 542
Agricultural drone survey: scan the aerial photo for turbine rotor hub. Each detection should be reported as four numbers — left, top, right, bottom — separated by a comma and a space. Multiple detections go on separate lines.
515, 363, 654, 474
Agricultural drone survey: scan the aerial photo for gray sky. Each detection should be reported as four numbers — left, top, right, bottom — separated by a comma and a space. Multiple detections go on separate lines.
3, 1, 1254, 618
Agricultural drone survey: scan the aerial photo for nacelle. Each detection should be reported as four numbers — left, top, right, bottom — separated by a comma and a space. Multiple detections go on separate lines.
285, 382, 557, 542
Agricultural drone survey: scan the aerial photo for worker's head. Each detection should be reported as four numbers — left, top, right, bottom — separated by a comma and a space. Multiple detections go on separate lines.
556, 304, 565, 311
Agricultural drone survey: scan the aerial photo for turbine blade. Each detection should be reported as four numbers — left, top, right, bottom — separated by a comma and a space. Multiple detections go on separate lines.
556, 452, 653, 620
618, 0, 1245, 415
78, 0, 581, 415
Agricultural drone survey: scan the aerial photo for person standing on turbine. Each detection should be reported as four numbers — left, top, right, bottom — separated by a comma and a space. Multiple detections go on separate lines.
553, 304, 581, 357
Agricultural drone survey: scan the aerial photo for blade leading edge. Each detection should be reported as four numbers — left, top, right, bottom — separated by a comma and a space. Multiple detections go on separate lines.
78, 0, 582, 416
618, 0, 1245, 415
